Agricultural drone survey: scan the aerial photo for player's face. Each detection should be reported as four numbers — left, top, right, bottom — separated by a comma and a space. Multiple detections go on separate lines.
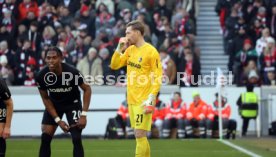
125, 26, 138, 45
45, 50, 62, 71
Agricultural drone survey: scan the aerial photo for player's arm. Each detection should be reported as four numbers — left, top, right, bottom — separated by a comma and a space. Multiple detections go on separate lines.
76, 73, 91, 129
142, 49, 163, 114
150, 49, 163, 96
110, 37, 130, 70
38, 90, 69, 132
79, 83, 91, 113
0, 79, 13, 139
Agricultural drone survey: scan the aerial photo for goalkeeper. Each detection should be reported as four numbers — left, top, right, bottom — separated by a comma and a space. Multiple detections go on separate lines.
111, 20, 162, 157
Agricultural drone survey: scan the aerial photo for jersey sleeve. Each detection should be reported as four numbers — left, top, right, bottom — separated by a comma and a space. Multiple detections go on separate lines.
35, 74, 47, 91
150, 48, 162, 96
110, 48, 130, 70
74, 69, 85, 86
0, 79, 11, 100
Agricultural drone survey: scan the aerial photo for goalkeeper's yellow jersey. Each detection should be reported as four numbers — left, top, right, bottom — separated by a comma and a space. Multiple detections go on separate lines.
111, 43, 162, 106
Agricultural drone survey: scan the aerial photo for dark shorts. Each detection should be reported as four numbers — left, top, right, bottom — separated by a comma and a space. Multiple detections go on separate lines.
0, 105, 6, 123
42, 105, 82, 126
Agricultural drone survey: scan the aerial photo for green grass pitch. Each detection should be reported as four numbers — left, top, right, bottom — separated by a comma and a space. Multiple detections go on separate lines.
6, 138, 276, 157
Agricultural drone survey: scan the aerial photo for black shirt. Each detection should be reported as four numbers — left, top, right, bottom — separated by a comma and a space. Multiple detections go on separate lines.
36, 63, 84, 110
0, 78, 11, 108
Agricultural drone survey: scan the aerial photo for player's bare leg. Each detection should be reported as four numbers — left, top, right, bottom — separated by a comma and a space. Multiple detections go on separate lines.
135, 129, 150, 157
39, 125, 57, 157
0, 123, 6, 157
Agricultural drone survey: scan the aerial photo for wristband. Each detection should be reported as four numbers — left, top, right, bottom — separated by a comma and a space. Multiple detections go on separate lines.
54, 117, 61, 123
81, 111, 87, 116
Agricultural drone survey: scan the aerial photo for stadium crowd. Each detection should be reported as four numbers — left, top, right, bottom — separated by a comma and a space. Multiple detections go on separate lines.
0, 0, 201, 86
216, 0, 276, 86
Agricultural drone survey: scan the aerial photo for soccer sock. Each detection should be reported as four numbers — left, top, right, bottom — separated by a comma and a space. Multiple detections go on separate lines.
145, 138, 151, 157
135, 137, 148, 157
39, 133, 52, 157
0, 137, 6, 157
70, 128, 84, 157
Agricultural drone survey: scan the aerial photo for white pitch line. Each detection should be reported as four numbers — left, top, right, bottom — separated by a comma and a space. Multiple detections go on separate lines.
219, 140, 262, 157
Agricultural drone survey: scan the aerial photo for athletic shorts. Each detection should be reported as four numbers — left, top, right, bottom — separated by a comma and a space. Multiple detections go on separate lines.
0, 105, 6, 123
128, 104, 152, 131
42, 104, 82, 126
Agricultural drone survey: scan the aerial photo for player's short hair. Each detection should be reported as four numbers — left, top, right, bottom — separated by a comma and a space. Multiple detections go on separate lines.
126, 20, 145, 35
45, 46, 63, 58
174, 92, 181, 97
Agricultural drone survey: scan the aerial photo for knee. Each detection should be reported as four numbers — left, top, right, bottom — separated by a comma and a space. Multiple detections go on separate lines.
41, 133, 53, 144
70, 128, 82, 143
135, 130, 147, 139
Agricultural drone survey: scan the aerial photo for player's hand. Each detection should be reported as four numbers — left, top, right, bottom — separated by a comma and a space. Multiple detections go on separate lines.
141, 94, 155, 114
77, 116, 87, 129
116, 37, 129, 53
2, 127, 11, 139
58, 121, 70, 133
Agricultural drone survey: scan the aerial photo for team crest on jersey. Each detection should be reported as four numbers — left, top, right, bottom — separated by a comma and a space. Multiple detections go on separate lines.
138, 57, 142, 62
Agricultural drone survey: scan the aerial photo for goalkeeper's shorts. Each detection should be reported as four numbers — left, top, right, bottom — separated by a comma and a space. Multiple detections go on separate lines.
128, 104, 152, 131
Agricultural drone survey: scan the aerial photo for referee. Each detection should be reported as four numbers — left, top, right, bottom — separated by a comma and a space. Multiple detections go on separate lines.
36, 46, 92, 157
0, 78, 14, 157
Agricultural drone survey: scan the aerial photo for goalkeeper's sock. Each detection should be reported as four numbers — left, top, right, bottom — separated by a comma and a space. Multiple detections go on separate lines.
39, 133, 52, 157
0, 137, 6, 157
135, 137, 148, 157
145, 138, 151, 157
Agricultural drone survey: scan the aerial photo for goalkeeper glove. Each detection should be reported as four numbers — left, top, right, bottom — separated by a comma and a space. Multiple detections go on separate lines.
141, 94, 155, 114
116, 37, 127, 54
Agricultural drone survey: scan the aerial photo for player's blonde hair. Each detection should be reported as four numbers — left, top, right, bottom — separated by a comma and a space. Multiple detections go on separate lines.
126, 20, 145, 36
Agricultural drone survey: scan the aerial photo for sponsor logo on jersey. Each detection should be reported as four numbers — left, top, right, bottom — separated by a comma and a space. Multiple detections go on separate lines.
128, 61, 141, 69
48, 87, 73, 93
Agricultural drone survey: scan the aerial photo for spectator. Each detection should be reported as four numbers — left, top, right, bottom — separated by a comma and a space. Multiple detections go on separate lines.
206, 93, 237, 139
20, 11, 37, 28
38, 3, 55, 32
241, 60, 259, 85
151, 92, 166, 138
59, 0, 80, 15
2, 0, 19, 19
58, 31, 75, 54
259, 37, 276, 82
77, 4, 96, 39
70, 36, 89, 65
115, 96, 129, 139
154, 0, 172, 21
178, 51, 201, 87
162, 92, 187, 139
77, 47, 103, 85
98, 48, 113, 85
265, 67, 276, 85
1, 8, 16, 38
185, 91, 208, 138
0, 55, 13, 85
0, 41, 16, 69
228, 18, 249, 71
268, 5, 276, 39
40, 25, 57, 49
23, 66, 36, 86
59, 6, 73, 26
234, 39, 258, 85
96, 1, 114, 15
255, 28, 271, 56
160, 47, 176, 85
249, 19, 264, 44
22, 22, 41, 54
247, 70, 261, 86
18, 0, 39, 22
95, 9, 115, 37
